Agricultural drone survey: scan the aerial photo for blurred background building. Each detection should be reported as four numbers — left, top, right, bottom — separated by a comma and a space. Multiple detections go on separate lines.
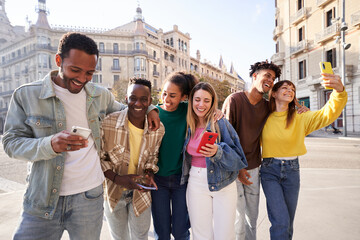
0, 0, 244, 133
272, 0, 360, 133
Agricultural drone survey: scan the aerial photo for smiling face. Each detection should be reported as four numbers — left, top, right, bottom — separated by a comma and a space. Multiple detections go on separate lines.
126, 84, 152, 121
54, 49, 97, 94
272, 82, 296, 104
192, 89, 213, 122
160, 82, 187, 112
253, 69, 276, 94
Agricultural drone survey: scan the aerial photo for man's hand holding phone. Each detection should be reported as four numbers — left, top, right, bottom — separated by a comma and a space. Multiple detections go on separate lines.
135, 172, 158, 191
51, 129, 89, 153
71, 126, 92, 139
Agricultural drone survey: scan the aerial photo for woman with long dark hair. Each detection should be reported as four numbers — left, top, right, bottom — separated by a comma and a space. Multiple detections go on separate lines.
260, 73, 347, 240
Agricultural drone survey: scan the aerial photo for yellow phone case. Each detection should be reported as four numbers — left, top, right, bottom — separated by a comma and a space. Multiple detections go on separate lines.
319, 62, 333, 89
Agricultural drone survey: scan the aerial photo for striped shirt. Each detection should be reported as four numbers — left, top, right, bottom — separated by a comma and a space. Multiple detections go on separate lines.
100, 108, 165, 216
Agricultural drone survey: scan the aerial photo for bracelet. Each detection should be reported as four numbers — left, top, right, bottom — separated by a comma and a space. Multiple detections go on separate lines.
112, 173, 118, 182
144, 169, 154, 175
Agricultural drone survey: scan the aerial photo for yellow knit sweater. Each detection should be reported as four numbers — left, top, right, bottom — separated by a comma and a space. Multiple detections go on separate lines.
261, 90, 348, 158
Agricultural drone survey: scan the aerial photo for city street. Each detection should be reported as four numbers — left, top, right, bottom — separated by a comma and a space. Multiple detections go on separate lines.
0, 134, 360, 239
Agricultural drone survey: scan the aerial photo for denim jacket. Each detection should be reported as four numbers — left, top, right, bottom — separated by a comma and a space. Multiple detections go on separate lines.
2, 71, 124, 219
180, 118, 247, 191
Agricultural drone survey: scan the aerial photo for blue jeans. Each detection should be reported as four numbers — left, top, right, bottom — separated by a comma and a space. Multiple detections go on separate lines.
235, 167, 260, 240
151, 174, 190, 240
260, 158, 300, 240
104, 190, 151, 240
13, 184, 104, 240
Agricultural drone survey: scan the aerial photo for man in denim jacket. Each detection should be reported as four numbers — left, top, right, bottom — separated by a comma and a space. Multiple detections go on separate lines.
2, 32, 159, 240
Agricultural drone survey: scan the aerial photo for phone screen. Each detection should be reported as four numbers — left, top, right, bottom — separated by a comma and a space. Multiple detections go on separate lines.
136, 183, 156, 190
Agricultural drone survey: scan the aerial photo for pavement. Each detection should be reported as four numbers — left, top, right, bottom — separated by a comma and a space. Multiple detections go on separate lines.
0, 129, 360, 239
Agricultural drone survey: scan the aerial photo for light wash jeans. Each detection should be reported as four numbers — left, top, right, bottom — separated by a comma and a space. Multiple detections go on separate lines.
260, 158, 300, 240
235, 167, 260, 240
13, 184, 104, 240
186, 166, 237, 240
104, 190, 151, 240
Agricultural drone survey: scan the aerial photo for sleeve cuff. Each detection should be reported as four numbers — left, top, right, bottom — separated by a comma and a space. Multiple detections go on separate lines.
210, 144, 222, 163
146, 104, 159, 114
144, 163, 159, 174
43, 135, 61, 157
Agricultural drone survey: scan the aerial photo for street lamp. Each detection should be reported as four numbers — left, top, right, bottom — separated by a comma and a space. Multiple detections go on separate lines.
340, 0, 350, 137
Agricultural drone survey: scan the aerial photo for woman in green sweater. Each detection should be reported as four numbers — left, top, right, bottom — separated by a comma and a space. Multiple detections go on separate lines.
151, 72, 197, 240
260, 73, 347, 240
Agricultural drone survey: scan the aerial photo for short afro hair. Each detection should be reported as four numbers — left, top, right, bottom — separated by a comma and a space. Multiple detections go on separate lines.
249, 60, 281, 79
128, 77, 152, 92
57, 32, 99, 59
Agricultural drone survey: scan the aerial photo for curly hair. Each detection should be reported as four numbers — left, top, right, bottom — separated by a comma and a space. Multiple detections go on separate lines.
165, 72, 198, 97
249, 60, 281, 79
129, 77, 152, 92
57, 32, 99, 59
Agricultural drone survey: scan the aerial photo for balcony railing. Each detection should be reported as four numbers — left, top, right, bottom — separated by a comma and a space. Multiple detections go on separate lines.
273, 25, 283, 40
271, 52, 285, 66
0, 76, 11, 82
153, 71, 160, 77
148, 55, 160, 62
290, 40, 308, 55
36, 44, 57, 51
111, 66, 121, 72
0, 90, 14, 97
315, 23, 339, 43
351, 10, 360, 27
316, 0, 334, 8
0, 107, 8, 113
0, 44, 57, 67
98, 49, 148, 57
290, 7, 309, 25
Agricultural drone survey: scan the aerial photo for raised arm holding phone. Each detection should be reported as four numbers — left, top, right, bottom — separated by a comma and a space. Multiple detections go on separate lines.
260, 64, 347, 239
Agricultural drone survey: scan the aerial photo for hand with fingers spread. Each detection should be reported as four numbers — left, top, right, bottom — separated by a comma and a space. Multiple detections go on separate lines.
238, 168, 253, 185
51, 130, 88, 153
213, 109, 224, 122
321, 73, 345, 92
295, 98, 309, 114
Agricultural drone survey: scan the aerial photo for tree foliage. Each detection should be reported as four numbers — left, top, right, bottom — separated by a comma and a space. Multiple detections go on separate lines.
111, 79, 160, 105
111, 79, 127, 104
195, 73, 232, 109
151, 89, 160, 105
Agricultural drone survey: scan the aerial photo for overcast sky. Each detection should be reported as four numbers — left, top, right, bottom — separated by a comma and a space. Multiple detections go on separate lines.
5, 0, 276, 83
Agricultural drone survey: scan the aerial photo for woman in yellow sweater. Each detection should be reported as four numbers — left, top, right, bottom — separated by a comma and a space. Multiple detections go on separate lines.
260, 73, 347, 240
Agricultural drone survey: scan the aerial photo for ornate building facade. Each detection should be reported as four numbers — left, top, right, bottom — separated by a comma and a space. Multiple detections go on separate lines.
0, 0, 244, 133
272, 0, 360, 133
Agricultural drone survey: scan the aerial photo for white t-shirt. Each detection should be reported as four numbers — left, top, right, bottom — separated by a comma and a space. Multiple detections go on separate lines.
53, 83, 104, 196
